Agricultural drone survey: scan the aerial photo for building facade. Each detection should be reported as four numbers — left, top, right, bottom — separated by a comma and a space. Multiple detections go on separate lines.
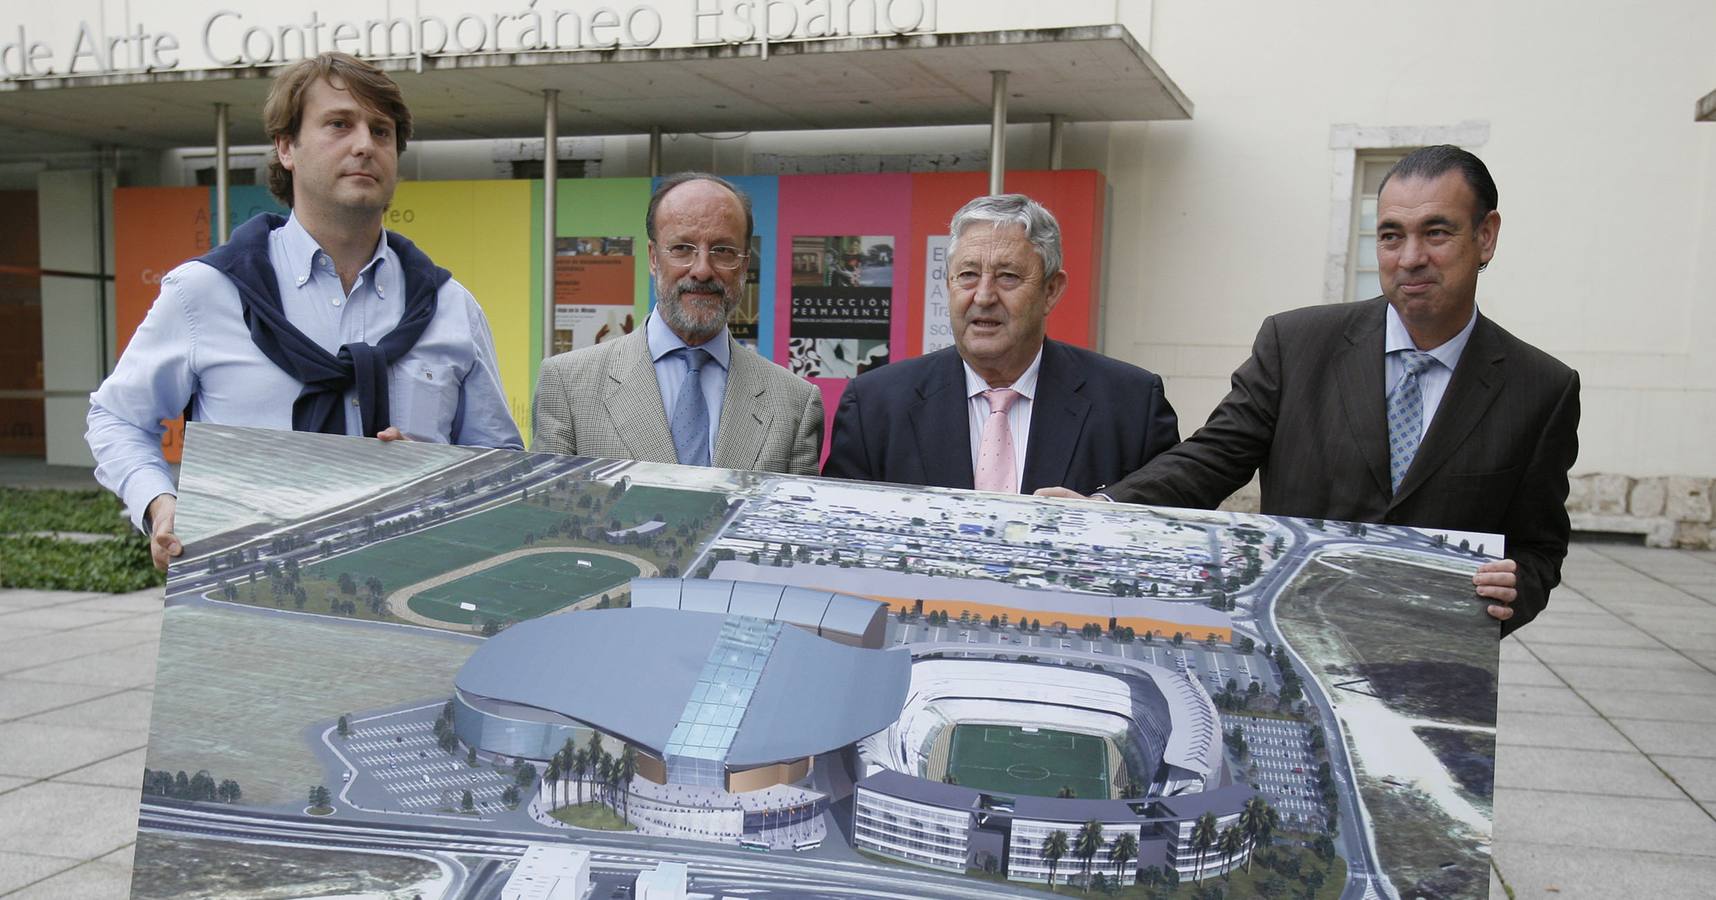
4, 1, 1713, 543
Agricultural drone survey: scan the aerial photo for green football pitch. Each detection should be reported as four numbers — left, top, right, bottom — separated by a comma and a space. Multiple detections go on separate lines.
406, 552, 640, 625
947, 725, 1109, 800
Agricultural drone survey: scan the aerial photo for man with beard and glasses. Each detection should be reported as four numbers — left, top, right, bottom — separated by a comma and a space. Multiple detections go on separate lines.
86, 52, 520, 572
531, 173, 823, 474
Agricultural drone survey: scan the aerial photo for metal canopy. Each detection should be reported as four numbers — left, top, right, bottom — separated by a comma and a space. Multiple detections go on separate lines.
0, 25, 1191, 154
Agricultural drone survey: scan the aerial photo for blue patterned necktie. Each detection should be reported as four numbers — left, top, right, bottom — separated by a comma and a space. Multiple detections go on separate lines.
1386, 350, 1438, 493
668, 347, 712, 467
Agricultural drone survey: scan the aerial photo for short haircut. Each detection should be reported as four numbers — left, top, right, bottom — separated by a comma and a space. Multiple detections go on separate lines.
646, 172, 754, 245
1378, 145, 1498, 227
263, 52, 413, 207
946, 194, 1063, 278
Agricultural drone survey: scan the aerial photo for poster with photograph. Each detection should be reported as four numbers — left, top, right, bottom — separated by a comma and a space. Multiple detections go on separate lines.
787, 235, 893, 378
552, 236, 635, 355
134, 423, 1501, 900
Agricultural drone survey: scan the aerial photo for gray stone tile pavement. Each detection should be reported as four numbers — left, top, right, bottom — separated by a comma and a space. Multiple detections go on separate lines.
0, 541, 1711, 897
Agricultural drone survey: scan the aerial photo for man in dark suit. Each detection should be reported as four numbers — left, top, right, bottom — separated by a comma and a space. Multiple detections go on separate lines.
1041, 146, 1579, 635
822, 193, 1179, 495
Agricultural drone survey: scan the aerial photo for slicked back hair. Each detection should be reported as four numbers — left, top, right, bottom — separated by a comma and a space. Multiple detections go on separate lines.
646, 172, 754, 245
946, 193, 1064, 279
264, 52, 412, 207
1378, 145, 1498, 228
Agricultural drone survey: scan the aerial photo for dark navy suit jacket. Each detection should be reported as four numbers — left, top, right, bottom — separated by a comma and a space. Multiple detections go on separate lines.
821, 340, 1180, 496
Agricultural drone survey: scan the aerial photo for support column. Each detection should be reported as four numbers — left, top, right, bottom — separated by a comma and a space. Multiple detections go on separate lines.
988, 71, 1008, 195
542, 89, 560, 362
214, 103, 230, 244
649, 126, 662, 177
1048, 114, 1065, 170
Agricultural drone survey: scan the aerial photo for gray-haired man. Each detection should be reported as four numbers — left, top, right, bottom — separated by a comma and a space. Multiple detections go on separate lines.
821, 193, 1179, 494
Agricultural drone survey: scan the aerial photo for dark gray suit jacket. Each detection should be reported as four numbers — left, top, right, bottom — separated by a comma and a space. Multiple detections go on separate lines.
1106, 298, 1580, 634
821, 340, 1179, 495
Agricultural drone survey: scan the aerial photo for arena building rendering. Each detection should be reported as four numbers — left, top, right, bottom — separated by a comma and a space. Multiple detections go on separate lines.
852, 655, 1254, 885
452, 579, 911, 846
452, 576, 1255, 885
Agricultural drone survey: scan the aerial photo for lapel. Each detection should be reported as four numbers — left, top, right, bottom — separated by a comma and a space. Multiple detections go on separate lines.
1333, 299, 1393, 499
907, 349, 977, 490
713, 337, 770, 471
1020, 341, 1091, 492
602, 329, 677, 464
1390, 312, 1506, 509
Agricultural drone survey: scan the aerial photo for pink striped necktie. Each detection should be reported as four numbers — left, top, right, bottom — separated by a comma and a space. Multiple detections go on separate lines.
974, 388, 1021, 493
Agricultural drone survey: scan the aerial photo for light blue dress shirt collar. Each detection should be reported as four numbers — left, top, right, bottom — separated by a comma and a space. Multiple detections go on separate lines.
1384, 302, 1478, 439
277, 213, 389, 291
1385, 302, 1477, 370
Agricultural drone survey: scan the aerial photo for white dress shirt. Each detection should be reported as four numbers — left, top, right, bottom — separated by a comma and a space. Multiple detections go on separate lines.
1384, 303, 1478, 440
963, 346, 1044, 492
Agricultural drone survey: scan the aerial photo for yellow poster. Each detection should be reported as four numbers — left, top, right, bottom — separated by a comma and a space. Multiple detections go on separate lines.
389, 181, 535, 444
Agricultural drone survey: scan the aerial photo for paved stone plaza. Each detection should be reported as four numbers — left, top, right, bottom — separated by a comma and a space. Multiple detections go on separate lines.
1, 543, 1713, 898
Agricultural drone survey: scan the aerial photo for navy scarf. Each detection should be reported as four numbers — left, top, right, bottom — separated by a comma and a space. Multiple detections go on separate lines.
199, 213, 449, 437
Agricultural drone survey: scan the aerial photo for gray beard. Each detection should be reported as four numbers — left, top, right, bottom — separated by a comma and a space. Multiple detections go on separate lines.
656, 276, 737, 345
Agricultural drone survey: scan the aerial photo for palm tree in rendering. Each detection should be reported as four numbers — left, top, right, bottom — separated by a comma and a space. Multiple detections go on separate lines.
1074, 820, 1104, 890
1042, 829, 1070, 889
544, 756, 562, 811
572, 747, 590, 806
1109, 832, 1138, 886
585, 730, 605, 803
1238, 797, 1278, 873
1189, 812, 1218, 882
618, 745, 638, 823
566, 738, 586, 807
1219, 825, 1245, 878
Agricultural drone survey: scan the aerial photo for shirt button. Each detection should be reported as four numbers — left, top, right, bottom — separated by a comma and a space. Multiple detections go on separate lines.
332, 297, 343, 307
351, 398, 360, 407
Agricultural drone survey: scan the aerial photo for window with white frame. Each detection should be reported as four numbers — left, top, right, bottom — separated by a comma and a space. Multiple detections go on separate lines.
1347, 152, 1408, 302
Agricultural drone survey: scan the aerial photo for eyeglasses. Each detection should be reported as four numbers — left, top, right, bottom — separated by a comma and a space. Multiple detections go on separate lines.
663, 243, 749, 270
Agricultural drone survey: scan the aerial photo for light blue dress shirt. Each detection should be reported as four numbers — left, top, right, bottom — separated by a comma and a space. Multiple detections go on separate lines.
1384, 303, 1478, 440
645, 309, 729, 459
87, 214, 521, 529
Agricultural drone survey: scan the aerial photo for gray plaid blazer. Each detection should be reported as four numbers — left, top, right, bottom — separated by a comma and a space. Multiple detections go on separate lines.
531, 327, 823, 475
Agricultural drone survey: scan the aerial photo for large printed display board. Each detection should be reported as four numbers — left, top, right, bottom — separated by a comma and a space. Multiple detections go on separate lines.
112, 170, 1105, 455
133, 423, 1502, 900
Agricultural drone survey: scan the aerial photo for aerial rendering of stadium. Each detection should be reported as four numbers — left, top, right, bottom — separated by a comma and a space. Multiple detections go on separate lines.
853, 656, 1253, 885
450, 577, 1255, 887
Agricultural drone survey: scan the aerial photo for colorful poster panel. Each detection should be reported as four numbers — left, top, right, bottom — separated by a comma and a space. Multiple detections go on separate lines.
137, 423, 1502, 900
775, 175, 912, 455
537, 178, 653, 396
552, 236, 637, 355
786, 235, 893, 378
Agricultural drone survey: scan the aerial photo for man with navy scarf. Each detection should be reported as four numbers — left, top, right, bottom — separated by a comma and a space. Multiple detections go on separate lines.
87, 52, 521, 571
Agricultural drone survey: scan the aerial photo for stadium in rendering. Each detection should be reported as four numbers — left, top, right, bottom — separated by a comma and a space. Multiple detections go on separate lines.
451, 576, 1255, 884
853, 654, 1254, 885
